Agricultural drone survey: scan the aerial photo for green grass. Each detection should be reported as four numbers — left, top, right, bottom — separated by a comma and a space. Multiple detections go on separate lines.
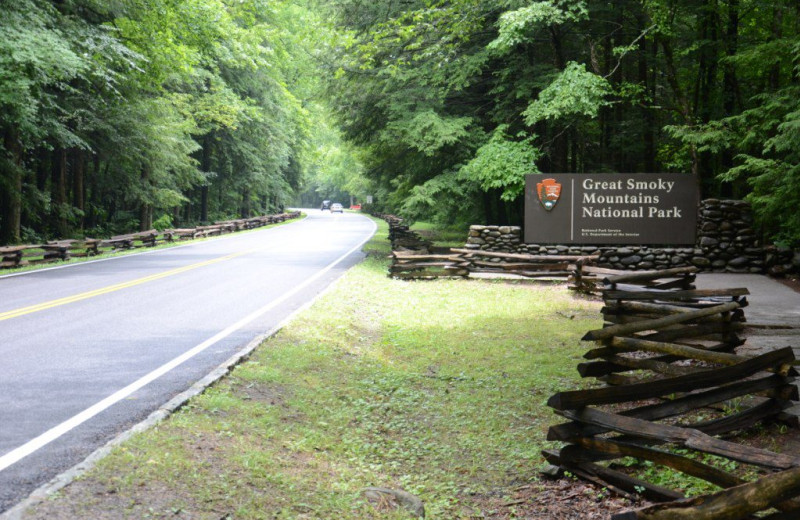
25, 219, 603, 520
409, 221, 468, 248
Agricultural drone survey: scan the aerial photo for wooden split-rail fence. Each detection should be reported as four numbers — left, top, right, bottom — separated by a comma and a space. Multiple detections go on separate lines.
544, 266, 800, 519
372, 213, 602, 280
390, 248, 601, 280
372, 212, 433, 253
0, 211, 301, 270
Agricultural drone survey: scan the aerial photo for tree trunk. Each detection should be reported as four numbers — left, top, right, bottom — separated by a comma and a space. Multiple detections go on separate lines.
1, 131, 23, 244
199, 134, 212, 223
549, 26, 569, 172
86, 155, 101, 230
240, 187, 251, 219
72, 149, 85, 230
768, 6, 783, 90
660, 39, 699, 176
720, 0, 741, 196
200, 186, 209, 223
52, 148, 69, 237
639, 20, 656, 173
139, 165, 152, 231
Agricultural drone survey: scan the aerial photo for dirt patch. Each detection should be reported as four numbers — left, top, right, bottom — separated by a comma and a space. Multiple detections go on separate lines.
462, 478, 648, 519
775, 274, 800, 294
231, 381, 290, 406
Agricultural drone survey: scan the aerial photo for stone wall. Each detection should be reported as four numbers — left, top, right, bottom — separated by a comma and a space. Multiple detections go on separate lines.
464, 199, 797, 273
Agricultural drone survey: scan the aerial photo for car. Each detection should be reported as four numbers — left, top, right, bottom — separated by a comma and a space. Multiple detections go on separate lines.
320, 200, 331, 211
331, 203, 344, 213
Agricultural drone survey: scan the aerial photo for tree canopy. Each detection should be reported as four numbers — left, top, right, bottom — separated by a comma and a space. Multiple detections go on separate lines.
1, 0, 799, 245
324, 0, 800, 242
0, 0, 329, 243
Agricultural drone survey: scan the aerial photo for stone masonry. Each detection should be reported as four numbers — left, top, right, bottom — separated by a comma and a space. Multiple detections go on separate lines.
464, 199, 799, 274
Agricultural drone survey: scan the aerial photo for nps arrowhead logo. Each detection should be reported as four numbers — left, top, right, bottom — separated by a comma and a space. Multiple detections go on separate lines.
537, 178, 562, 211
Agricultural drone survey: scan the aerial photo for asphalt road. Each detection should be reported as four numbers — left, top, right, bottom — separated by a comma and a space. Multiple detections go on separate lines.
0, 210, 375, 513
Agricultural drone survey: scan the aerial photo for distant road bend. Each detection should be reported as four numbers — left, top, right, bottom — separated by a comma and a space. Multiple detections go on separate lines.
0, 210, 376, 513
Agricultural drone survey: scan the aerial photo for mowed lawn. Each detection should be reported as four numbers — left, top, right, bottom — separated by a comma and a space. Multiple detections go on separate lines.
26, 219, 602, 519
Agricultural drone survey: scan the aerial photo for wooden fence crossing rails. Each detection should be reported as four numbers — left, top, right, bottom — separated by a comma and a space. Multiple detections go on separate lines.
368, 210, 603, 280
390, 251, 471, 279
0, 211, 301, 270
543, 267, 800, 519
451, 248, 600, 279
571, 265, 701, 294
371, 212, 433, 253
388, 248, 601, 280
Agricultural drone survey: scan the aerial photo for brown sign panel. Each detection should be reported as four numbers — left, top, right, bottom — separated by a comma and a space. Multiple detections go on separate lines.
524, 174, 698, 244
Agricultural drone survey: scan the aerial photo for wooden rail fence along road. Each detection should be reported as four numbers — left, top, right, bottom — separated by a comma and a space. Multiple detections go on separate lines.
544, 266, 800, 519
0, 211, 301, 270
373, 213, 600, 280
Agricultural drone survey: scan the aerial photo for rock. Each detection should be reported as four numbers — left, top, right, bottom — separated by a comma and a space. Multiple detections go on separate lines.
498, 226, 511, 234
362, 487, 425, 518
616, 247, 634, 255
691, 257, 711, 267
728, 256, 750, 268
700, 236, 719, 247
620, 255, 642, 266
767, 265, 786, 278
726, 266, 748, 273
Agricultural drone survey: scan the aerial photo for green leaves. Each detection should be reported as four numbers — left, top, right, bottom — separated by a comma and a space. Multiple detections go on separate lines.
385, 110, 473, 156
489, 1, 579, 53
523, 62, 610, 125
459, 126, 540, 202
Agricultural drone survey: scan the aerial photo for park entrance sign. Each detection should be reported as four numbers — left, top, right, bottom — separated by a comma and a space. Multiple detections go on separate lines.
524, 173, 699, 244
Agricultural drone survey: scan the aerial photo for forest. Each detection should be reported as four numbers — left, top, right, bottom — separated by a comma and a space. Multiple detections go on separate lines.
1, 0, 799, 245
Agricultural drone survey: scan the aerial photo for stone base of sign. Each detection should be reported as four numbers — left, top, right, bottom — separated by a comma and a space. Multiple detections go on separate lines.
465, 199, 797, 275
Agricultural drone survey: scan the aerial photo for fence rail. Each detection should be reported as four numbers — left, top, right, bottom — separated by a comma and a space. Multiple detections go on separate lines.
0, 211, 301, 270
372, 213, 600, 279
544, 267, 800, 519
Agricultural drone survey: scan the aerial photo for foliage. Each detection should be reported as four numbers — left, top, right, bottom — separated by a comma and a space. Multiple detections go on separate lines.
459, 125, 541, 201
523, 62, 611, 125
2, 0, 800, 242
324, 0, 800, 241
0, 0, 356, 244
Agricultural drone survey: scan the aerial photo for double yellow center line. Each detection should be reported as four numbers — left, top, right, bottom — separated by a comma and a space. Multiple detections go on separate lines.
0, 249, 256, 322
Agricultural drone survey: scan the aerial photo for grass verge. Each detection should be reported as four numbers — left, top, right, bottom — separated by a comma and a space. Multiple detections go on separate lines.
25, 218, 604, 520
408, 221, 467, 248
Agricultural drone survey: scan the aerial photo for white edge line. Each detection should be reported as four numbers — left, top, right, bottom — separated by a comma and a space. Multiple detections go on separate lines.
0, 216, 377, 519
0, 213, 311, 281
